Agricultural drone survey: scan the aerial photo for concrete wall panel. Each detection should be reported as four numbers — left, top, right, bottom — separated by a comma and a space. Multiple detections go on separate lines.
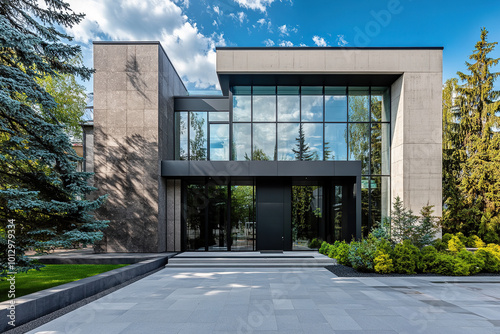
93, 42, 187, 252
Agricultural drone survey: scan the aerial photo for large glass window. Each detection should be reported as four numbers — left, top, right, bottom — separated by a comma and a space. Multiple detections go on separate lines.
253, 123, 276, 160
348, 87, 369, 122
253, 86, 276, 122
210, 123, 229, 161
209, 112, 229, 122
176, 84, 392, 242
324, 123, 347, 161
278, 86, 300, 122
175, 112, 188, 160
189, 112, 207, 160
233, 86, 251, 122
371, 87, 390, 122
278, 123, 300, 161
232, 123, 251, 161
301, 86, 323, 122
302, 123, 323, 160
371, 123, 390, 175
349, 123, 370, 174
325, 87, 347, 122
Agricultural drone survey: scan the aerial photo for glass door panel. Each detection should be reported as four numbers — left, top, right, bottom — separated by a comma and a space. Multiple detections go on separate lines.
186, 184, 207, 251
292, 185, 323, 250
230, 184, 255, 251
207, 185, 228, 251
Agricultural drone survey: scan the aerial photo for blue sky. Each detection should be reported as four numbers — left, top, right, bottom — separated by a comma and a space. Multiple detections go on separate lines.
63, 0, 500, 95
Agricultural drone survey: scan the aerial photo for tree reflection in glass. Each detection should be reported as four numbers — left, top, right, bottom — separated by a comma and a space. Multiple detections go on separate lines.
349, 123, 370, 174
348, 87, 369, 122
189, 112, 207, 160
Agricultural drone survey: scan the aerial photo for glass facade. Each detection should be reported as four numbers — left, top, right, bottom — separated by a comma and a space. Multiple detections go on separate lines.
175, 85, 391, 240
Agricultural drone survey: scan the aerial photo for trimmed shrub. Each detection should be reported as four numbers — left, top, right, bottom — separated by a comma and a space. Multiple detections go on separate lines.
392, 240, 420, 274
327, 244, 337, 259
442, 233, 453, 245
430, 253, 456, 275
420, 245, 438, 273
348, 240, 376, 272
432, 238, 447, 252
336, 241, 351, 266
374, 253, 394, 274
452, 257, 471, 276
475, 248, 500, 273
457, 249, 484, 275
455, 232, 467, 245
319, 241, 329, 255
448, 235, 466, 253
467, 235, 486, 248
374, 238, 393, 257
308, 238, 322, 249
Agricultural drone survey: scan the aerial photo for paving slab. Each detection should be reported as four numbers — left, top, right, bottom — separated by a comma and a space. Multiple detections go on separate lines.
20, 268, 500, 334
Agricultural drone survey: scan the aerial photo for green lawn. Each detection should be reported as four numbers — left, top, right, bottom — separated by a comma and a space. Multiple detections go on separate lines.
0, 264, 128, 302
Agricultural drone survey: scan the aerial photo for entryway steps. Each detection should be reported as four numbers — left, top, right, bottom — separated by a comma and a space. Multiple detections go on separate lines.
166, 251, 336, 268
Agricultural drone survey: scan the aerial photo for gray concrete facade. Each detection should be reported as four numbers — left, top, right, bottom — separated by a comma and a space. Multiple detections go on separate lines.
91, 45, 442, 252
217, 47, 443, 216
93, 42, 186, 252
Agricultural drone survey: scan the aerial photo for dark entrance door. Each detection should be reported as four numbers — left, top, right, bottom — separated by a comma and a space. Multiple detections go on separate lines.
256, 179, 291, 251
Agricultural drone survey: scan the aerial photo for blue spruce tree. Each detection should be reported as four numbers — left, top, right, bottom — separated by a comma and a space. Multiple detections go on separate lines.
0, 0, 108, 276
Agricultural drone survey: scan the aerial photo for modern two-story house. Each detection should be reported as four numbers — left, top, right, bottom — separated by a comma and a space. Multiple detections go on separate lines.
88, 42, 442, 252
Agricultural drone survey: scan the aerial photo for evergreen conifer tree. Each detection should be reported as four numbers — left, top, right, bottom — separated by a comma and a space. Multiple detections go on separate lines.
443, 28, 500, 243
0, 0, 108, 275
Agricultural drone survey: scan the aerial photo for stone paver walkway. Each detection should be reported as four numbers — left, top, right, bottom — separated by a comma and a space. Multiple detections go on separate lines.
28, 267, 500, 334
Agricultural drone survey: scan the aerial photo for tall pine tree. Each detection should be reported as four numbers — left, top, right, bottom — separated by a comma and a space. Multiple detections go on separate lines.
443, 28, 500, 243
0, 0, 108, 274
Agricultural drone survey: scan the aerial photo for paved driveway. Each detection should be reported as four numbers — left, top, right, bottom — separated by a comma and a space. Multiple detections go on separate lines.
29, 267, 500, 334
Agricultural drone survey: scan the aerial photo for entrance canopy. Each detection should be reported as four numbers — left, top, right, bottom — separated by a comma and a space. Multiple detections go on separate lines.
161, 160, 361, 178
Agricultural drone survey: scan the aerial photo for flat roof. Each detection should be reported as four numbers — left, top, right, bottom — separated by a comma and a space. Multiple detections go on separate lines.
216, 46, 444, 50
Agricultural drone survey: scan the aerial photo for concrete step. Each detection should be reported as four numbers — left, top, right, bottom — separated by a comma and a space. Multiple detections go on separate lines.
166, 254, 337, 268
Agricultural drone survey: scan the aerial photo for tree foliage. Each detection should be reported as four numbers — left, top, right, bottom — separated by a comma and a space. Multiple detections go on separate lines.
36, 56, 87, 140
0, 0, 108, 275
442, 28, 500, 243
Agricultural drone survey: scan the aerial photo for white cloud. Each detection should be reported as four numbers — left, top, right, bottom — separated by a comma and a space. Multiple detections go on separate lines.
257, 18, 273, 32
64, 0, 224, 89
238, 11, 247, 23
312, 35, 327, 46
213, 5, 220, 15
337, 34, 348, 46
279, 40, 293, 47
174, 0, 189, 8
263, 39, 275, 46
278, 24, 288, 36
233, 0, 276, 12
229, 11, 246, 23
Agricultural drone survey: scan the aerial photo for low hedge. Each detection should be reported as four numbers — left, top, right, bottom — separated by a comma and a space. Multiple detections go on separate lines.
320, 234, 500, 276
